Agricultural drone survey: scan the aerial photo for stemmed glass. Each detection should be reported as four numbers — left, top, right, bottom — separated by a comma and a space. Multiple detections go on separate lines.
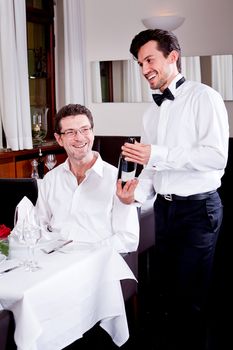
13, 207, 26, 267
45, 154, 57, 171
13, 207, 42, 271
23, 221, 42, 272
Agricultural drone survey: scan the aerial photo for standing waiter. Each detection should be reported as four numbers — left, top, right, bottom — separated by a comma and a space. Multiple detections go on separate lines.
117, 29, 229, 350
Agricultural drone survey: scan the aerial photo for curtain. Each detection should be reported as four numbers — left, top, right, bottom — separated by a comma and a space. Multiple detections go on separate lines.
0, 0, 32, 150
90, 61, 102, 103
211, 55, 233, 100
120, 59, 151, 102
55, 0, 87, 110
123, 59, 142, 102
181, 56, 201, 82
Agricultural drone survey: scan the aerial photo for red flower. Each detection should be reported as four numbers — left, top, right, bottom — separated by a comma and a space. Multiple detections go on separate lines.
0, 224, 11, 239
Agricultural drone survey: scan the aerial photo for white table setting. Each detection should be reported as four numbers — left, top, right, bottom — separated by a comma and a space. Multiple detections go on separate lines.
0, 197, 137, 350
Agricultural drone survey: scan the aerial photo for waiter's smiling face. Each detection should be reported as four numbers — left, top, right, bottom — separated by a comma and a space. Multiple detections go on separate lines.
137, 40, 179, 92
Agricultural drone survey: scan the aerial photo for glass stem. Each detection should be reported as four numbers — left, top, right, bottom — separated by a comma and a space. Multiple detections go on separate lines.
28, 245, 36, 267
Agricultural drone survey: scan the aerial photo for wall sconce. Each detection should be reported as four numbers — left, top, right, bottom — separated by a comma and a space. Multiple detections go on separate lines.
142, 15, 185, 31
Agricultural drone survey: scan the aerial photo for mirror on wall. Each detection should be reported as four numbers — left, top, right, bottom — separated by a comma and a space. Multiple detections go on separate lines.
90, 55, 233, 103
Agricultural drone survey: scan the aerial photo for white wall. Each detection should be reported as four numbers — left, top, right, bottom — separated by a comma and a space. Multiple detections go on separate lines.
84, 0, 233, 136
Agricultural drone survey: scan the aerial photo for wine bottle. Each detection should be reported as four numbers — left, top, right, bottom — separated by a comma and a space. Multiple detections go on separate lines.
117, 137, 137, 188
38, 148, 44, 179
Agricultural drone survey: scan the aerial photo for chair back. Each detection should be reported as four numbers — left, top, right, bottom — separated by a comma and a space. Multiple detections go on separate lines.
0, 178, 38, 229
121, 251, 138, 301
0, 310, 16, 349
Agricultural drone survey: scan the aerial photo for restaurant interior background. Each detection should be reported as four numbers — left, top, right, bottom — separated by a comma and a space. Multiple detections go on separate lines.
0, 1, 232, 348
83, 0, 233, 137
0, 0, 233, 154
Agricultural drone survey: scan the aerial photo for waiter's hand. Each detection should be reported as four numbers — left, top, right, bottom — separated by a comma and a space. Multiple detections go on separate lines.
116, 178, 138, 204
121, 141, 151, 165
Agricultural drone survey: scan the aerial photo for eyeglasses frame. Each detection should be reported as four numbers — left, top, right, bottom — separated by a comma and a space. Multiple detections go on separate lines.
59, 127, 93, 138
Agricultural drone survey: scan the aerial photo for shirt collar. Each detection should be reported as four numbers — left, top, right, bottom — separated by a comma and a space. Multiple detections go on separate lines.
152, 73, 184, 96
63, 151, 104, 178
168, 73, 183, 95
89, 151, 104, 177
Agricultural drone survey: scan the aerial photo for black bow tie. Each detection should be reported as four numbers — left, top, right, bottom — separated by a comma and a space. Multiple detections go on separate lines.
152, 88, 174, 106
152, 77, 185, 106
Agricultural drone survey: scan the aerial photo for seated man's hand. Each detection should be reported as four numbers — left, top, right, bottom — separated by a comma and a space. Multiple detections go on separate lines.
116, 178, 138, 204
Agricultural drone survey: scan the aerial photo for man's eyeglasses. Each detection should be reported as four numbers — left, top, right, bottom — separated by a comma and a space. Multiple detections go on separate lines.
59, 127, 92, 138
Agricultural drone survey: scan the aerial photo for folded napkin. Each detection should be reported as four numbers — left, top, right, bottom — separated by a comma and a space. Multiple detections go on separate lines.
8, 197, 38, 257
13, 196, 37, 228
9, 196, 61, 260
11, 196, 59, 239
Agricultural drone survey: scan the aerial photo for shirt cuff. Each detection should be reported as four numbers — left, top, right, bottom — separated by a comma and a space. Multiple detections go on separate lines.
146, 144, 168, 170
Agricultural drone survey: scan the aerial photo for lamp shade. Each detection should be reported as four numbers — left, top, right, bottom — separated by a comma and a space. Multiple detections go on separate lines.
142, 15, 185, 31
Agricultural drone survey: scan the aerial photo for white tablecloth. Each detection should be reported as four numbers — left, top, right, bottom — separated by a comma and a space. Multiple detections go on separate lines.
0, 243, 136, 350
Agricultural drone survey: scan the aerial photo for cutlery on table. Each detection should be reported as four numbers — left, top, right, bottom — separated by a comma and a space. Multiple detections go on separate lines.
41, 240, 73, 254
0, 265, 21, 275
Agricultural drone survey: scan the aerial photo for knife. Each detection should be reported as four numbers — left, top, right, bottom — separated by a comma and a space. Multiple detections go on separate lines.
0, 265, 21, 274
43, 239, 73, 254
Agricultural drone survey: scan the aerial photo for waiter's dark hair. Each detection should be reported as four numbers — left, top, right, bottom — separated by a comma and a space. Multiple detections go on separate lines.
130, 29, 181, 73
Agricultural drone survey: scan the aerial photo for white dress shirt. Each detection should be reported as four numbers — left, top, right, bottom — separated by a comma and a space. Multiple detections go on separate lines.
135, 74, 229, 203
36, 152, 139, 253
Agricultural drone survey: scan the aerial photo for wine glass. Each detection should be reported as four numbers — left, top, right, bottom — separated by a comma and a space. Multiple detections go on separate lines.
45, 154, 57, 171
23, 222, 42, 272
13, 207, 42, 271
13, 207, 28, 267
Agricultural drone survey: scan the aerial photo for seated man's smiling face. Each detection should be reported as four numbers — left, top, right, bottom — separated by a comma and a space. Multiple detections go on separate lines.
55, 114, 94, 162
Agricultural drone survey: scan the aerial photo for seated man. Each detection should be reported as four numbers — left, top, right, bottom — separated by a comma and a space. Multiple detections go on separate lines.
36, 104, 139, 253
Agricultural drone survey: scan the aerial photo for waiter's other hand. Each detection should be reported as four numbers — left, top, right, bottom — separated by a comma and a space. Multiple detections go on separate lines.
116, 178, 138, 204
122, 141, 151, 165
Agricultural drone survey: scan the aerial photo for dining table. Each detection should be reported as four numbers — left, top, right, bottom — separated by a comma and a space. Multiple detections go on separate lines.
0, 241, 136, 350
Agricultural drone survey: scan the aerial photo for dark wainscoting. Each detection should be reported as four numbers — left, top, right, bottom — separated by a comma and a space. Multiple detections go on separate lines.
93, 136, 142, 176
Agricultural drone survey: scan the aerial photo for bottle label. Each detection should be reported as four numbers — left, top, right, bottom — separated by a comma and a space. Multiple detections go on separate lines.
121, 170, 136, 182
